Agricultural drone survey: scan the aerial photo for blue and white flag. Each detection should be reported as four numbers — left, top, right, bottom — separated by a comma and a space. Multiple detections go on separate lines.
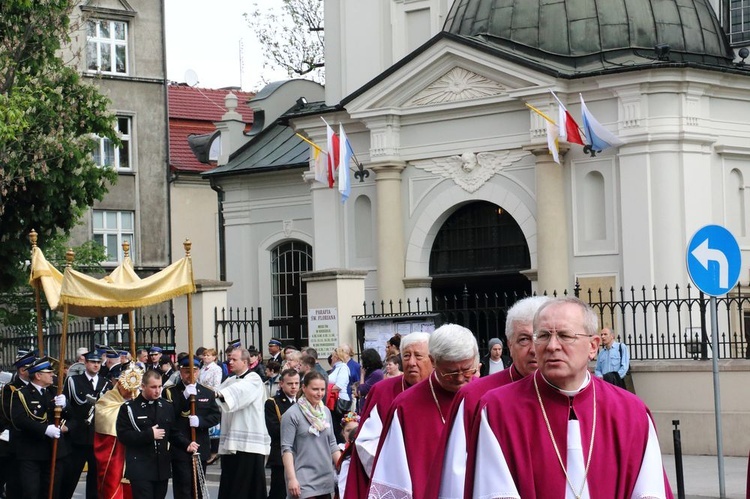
580, 95, 624, 152
338, 124, 353, 203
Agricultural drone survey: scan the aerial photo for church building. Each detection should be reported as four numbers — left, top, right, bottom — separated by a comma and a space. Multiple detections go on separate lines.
205, 0, 750, 353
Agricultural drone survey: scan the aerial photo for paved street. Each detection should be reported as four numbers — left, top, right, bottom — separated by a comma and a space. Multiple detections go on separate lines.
69, 454, 748, 498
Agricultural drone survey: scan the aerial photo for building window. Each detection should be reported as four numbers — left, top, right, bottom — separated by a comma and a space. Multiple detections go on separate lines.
86, 19, 128, 74
270, 241, 313, 345
93, 116, 131, 170
730, 0, 750, 44
93, 210, 135, 263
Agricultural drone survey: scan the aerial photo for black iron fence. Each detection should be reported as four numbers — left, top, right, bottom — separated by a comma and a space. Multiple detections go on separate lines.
214, 307, 263, 361
0, 314, 175, 370
355, 283, 750, 360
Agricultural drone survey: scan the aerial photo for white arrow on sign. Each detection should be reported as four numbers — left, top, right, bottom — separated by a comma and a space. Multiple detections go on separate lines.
691, 238, 729, 289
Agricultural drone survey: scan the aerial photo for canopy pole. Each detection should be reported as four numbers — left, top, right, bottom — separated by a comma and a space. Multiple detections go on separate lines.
30, 230, 45, 356
123, 241, 137, 359
183, 239, 199, 498
49, 248, 74, 499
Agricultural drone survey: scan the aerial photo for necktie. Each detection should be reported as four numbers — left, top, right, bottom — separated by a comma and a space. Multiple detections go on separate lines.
91, 377, 96, 389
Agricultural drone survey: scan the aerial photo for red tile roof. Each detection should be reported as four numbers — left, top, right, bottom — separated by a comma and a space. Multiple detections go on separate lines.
168, 84, 255, 173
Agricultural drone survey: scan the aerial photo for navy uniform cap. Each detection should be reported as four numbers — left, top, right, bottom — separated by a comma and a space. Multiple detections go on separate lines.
178, 357, 201, 368
149, 346, 163, 354
84, 352, 102, 362
227, 339, 241, 349
28, 357, 54, 374
118, 350, 129, 356
268, 338, 282, 347
13, 352, 36, 369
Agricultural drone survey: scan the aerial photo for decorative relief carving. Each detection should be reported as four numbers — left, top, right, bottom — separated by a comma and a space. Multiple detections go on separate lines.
282, 220, 293, 237
406, 67, 506, 106
622, 100, 641, 128
685, 97, 699, 126
411, 150, 528, 193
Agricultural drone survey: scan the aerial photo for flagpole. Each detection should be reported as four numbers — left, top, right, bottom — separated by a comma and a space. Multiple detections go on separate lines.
525, 103, 556, 124
295, 133, 323, 152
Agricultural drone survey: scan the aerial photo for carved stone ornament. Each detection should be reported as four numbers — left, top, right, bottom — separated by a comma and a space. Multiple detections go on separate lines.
282, 220, 293, 237
411, 150, 528, 193
407, 67, 507, 106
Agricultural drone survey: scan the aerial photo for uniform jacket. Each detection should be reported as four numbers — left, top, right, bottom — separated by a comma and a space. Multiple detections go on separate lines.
0, 377, 25, 433
163, 381, 221, 462
10, 382, 70, 461
64, 373, 109, 446
115, 394, 187, 482
264, 392, 295, 467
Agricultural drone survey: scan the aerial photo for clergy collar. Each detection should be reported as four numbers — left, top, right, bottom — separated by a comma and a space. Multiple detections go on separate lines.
236, 370, 250, 379
540, 370, 591, 396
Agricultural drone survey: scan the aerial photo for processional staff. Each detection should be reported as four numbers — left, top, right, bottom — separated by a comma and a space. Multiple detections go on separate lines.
29, 229, 45, 356
49, 247, 74, 499
183, 239, 200, 498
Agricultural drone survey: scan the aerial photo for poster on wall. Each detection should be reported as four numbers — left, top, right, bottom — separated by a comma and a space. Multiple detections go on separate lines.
358, 316, 438, 360
308, 308, 338, 355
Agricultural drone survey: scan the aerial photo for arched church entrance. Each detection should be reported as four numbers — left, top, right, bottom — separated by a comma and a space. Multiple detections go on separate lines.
430, 201, 531, 352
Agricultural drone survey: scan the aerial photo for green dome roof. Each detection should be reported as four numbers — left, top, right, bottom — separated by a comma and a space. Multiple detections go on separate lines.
444, 0, 735, 75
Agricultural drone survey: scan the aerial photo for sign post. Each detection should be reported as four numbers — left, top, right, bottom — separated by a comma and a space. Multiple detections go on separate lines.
686, 224, 742, 499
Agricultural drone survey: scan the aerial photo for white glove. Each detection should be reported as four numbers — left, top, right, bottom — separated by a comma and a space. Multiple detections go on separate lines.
85, 394, 97, 405
54, 394, 66, 408
183, 384, 197, 399
45, 425, 61, 439
188, 415, 199, 428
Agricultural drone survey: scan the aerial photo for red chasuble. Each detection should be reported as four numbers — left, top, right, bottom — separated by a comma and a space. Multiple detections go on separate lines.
467, 372, 674, 498
369, 372, 455, 499
344, 375, 409, 499
424, 365, 520, 499
94, 432, 132, 499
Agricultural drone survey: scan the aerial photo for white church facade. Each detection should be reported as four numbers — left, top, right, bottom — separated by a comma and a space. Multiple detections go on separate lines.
205, 0, 750, 351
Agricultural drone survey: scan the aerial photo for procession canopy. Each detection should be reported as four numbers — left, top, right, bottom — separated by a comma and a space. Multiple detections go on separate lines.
29, 247, 195, 318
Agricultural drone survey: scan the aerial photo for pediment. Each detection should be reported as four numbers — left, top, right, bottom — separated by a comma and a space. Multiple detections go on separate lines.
81, 0, 136, 17
344, 36, 555, 117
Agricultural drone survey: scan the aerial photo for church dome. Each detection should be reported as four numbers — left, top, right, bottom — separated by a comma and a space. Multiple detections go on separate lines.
443, 0, 735, 75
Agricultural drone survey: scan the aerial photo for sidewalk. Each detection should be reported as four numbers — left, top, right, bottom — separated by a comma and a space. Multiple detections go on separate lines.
663, 454, 747, 499
206, 454, 747, 497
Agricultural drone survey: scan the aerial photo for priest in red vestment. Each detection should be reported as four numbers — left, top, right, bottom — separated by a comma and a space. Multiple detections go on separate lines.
94, 367, 140, 499
368, 324, 479, 499
467, 297, 674, 498
426, 296, 550, 499
343, 332, 432, 499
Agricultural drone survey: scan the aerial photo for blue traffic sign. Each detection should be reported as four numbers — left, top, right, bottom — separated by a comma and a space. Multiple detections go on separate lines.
686, 225, 742, 297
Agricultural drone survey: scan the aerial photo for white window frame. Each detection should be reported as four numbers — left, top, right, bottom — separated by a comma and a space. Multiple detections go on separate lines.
93, 116, 132, 171
730, 0, 750, 44
93, 210, 135, 264
86, 19, 128, 75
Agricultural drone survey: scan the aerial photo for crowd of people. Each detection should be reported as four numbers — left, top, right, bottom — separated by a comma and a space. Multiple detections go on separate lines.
0, 296, 668, 499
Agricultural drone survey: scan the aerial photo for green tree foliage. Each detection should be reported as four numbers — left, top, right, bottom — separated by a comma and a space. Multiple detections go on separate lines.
0, 237, 106, 327
0, 0, 119, 291
246, 0, 324, 83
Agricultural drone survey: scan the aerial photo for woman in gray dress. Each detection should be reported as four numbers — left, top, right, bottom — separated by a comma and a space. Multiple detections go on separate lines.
281, 370, 342, 499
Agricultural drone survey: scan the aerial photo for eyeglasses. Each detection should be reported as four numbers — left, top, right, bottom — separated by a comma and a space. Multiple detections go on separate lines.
437, 367, 478, 380
533, 331, 592, 345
